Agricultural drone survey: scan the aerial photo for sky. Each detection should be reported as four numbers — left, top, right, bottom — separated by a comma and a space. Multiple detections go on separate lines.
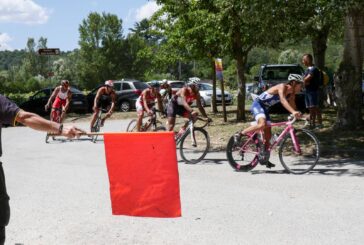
0, 0, 162, 51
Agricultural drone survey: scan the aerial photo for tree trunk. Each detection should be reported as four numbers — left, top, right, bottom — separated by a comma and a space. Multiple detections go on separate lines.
311, 27, 329, 70
334, 7, 364, 130
210, 58, 218, 113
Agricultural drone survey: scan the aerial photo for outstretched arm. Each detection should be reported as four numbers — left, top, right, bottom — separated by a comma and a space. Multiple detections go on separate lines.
16, 110, 82, 138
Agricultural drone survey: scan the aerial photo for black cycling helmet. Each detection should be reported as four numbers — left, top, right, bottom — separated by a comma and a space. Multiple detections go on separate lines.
150, 81, 160, 88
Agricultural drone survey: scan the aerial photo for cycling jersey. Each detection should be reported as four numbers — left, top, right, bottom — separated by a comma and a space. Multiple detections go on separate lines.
136, 89, 157, 114
176, 89, 196, 105
52, 87, 70, 109
250, 91, 280, 122
257, 91, 280, 109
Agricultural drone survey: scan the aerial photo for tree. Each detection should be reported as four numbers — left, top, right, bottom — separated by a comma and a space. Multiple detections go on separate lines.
78, 12, 124, 89
334, 3, 364, 129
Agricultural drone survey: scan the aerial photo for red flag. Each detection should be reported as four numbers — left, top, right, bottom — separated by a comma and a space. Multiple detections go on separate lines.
103, 132, 181, 218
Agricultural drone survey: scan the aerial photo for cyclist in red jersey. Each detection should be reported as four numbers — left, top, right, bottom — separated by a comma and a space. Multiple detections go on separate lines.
135, 81, 163, 131
166, 77, 209, 132
90, 80, 116, 131
45, 80, 72, 123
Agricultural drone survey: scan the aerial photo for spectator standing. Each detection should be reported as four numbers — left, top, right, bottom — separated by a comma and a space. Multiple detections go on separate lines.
0, 94, 82, 244
302, 54, 323, 129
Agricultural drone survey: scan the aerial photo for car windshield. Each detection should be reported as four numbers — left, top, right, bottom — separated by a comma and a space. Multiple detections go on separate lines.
70, 87, 83, 93
262, 66, 303, 80
133, 81, 149, 90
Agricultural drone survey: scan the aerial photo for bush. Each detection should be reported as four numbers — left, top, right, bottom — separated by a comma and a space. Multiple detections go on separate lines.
6, 92, 34, 105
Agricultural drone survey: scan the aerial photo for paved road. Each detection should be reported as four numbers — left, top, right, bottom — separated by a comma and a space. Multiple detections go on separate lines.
2, 120, 364, 245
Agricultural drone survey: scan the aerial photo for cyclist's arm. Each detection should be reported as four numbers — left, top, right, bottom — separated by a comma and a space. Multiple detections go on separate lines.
63, 90, 72, 112
278, 85, 299, 116
93, 88, 103, 110
194, 92, 208, 118
45, 87, 59, 109
108, 91, 116, 114
142, 91, 152, 114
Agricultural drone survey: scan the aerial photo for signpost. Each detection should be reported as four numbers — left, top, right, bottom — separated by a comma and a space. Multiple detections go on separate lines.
37, 48, 60, 55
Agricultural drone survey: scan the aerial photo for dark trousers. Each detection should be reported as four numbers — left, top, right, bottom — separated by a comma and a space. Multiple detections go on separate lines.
0, 162, 10, 245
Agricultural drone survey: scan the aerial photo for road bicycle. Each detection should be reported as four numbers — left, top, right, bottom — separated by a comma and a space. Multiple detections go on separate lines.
91, 108, 108, 143
226, 116, 320, 174
175, 116, 211, 164
45, 107, 62, 143
126, 108, 166, 132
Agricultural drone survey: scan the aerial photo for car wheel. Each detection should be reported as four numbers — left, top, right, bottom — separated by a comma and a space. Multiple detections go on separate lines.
120, 101, 131, 112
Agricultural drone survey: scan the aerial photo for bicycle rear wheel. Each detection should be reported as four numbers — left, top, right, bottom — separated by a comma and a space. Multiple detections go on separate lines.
279, 129, 320, 174
126, 119, 137, 132
179, 128, 210, 164
226, 134, 259, 171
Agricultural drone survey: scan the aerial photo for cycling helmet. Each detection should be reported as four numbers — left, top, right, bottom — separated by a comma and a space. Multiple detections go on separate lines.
61, 80, 69, 86
150, 81, 160, 88
161, 79, 168, 85
288, 74, 303, 83
187, 77, 200, 86
105, 80, 114, 87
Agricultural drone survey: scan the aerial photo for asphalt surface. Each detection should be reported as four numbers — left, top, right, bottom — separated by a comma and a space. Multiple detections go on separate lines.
2, 119, 364, 245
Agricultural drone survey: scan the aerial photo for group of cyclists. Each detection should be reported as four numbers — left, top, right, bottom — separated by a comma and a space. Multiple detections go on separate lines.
45, 72, 305, 169
45, 77, 210, 135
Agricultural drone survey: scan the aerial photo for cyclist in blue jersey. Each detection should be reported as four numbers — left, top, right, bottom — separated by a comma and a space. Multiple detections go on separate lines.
234, 74, 303, 168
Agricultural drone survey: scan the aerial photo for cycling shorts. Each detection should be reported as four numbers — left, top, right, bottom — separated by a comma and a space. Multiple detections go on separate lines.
166, 99, 189, 118
136, 98, 154, 116
52, 97, 66, 109
251, 100, 271, 123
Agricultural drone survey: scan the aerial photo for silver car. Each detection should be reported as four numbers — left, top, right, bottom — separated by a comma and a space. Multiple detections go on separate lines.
197, 83, 233, 106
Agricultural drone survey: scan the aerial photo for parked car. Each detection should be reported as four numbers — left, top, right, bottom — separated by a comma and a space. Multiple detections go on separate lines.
19, 86, 88, 116
87, 79, 150, 112
196, 82, 233, 107
254, 64, 306, 113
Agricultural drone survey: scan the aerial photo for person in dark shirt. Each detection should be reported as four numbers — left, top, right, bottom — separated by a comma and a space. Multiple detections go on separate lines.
302, 54, 323, 129
0, 94, 82, 244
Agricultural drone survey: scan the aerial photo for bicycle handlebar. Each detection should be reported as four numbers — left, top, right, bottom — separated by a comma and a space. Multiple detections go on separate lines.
288, 114, 309, 127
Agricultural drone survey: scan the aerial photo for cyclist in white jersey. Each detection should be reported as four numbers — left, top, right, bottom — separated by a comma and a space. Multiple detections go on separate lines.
235, 74, 303, 168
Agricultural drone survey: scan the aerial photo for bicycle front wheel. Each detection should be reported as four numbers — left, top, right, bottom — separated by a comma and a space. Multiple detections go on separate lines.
126, 119, 137, 132
226, 134, 259, 171
179, 128, 210, 164
279, 129, 320, 174
91, 119, 101, 143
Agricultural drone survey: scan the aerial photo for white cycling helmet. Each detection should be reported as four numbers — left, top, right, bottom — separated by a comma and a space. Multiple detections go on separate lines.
288, 74, 303, 83
105, 80, 114, 87
187, 77, 200, 86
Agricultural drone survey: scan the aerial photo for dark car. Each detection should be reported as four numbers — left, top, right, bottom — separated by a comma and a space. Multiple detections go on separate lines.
87, 80, 150, 112
253, 64, 306, 113
20, 87, 88, 116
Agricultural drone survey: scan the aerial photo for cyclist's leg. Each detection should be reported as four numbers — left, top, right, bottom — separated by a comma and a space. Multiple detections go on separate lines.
136, 102, 145, 131
241, 101, 267, 136
60, 100, 67, 123
90, 108, 100, 131
166, 100, 178, 131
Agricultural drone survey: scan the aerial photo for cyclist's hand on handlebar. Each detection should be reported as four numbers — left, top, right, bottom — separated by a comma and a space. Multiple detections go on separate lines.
292, 111, 302, 119
147, 110, 154, 116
